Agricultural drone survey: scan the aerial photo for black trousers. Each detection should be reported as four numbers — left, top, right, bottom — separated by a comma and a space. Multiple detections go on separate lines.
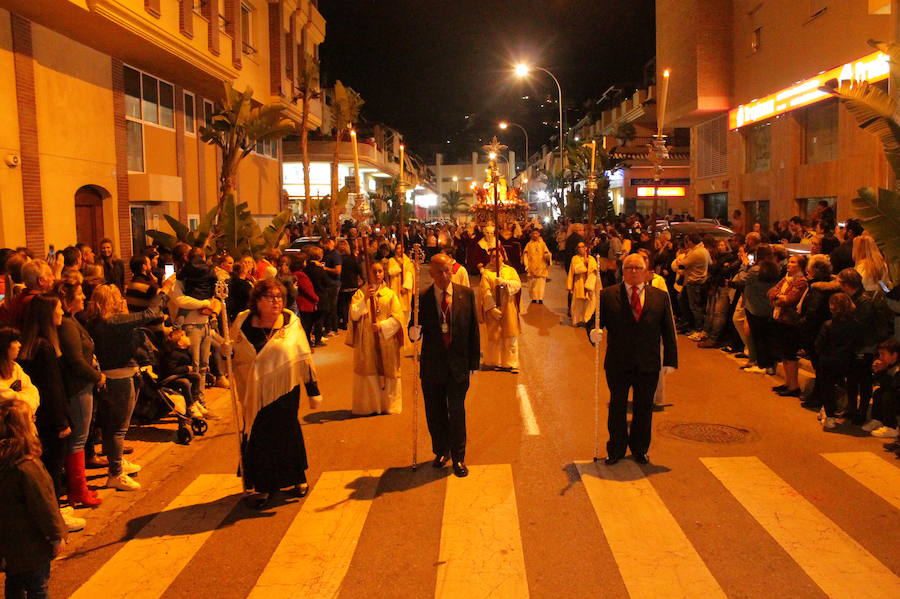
422, 376, 469, 462
606, 369, 660, 458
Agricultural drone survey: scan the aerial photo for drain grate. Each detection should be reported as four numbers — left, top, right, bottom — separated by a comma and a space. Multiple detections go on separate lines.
662, 422, 751, 443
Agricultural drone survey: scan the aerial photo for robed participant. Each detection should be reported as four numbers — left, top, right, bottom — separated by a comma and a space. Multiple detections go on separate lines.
385, 244, 415, 324
479, 247, 522, 373
348, 261, 405, 415
523, 229, 551, 304
567, 241, 600, 326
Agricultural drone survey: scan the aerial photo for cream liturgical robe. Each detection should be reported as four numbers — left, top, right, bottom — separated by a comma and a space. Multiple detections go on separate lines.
348, 285, 404, 415
567, 254, 600, 326
479, 264, 522, 369
523, 239, 551, 278
385, 255, 415, 319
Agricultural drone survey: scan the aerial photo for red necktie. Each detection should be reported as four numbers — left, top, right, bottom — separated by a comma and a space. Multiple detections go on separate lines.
441, 291, 451, 348
630, 285, 642, 320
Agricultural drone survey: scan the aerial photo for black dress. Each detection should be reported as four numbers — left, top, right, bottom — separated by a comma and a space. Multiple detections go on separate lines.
240, 313, 317, 493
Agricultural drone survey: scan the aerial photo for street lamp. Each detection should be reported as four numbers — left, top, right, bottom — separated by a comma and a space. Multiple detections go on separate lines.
498, 121, 529, 191
514, 63, 565, 172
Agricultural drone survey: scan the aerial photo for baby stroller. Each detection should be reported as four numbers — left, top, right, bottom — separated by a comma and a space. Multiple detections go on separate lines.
131, 327, 208, 444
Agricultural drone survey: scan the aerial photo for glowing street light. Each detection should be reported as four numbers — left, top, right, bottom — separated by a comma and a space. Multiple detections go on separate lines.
513, 62, 565, 171
498, 120, 530, 194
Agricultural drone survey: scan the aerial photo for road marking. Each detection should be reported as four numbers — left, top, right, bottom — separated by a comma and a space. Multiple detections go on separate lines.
70, 474, 242, 599
248, 469, 383, 599
516, 384, 540, 436
822, 451, 900, 510
702, 456, 900, 599
435, 464, 529, 598
575, 460, 726, 599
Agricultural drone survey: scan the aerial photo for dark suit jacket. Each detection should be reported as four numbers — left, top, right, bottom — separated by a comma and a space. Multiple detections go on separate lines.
417, 284, 480, 383
598, 283, 678, 373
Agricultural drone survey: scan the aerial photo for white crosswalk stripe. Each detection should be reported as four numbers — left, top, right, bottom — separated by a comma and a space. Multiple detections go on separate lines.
576, 460, 727, 599
435, 464, 529, 598
248, 469, 383, 599
703, 456, 900, 599
69, 474, 243, 599
60, 452, 900, 599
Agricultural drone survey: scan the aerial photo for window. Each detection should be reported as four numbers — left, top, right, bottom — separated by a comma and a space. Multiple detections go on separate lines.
159, 81, 174, 128
124, 67, 142, 119
745, 121, 771, 173
141, 73, 158, 124
696, 115, 728, 178
125, 65, 175, 129
255, 138, 278, 159
803, 100, 838, 164
126, 120, 144, 172
240, 3, 255, 53
702, 193, 729, 221
744, 200, 770, 231
751, 27, 761, 53
203, 100, 214, 128
184, 91, 195, 134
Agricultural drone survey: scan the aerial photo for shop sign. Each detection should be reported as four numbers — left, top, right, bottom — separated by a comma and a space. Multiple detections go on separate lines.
729, 51, 888, 129
636, 186, 686, 197
631, 178, 691, 186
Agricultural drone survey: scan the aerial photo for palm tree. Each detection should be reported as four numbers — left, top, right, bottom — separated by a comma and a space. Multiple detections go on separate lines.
297, 54, 320, 218
328, 81, 364, 235
199, 82, 294, 237
440, 189, 469, 219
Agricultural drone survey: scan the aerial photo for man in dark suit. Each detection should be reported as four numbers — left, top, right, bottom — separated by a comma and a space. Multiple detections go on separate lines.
591, 253, 678, 465
409, 254, 480, 477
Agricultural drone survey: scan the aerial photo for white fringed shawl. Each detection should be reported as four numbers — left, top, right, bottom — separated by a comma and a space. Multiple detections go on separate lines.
230, 310, 313, 432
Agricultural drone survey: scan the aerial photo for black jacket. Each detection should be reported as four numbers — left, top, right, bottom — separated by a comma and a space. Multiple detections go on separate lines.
19, 339, 69, 435
815, 317, 864, 371
58, 314, 102, 396
85, 307, 163, 371
417, 284, 480, 383
305, 262, 331, 296
598, 283, 678, 373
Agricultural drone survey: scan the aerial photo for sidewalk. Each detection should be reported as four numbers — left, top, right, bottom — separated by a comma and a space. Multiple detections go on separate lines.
62, 387, 238, 556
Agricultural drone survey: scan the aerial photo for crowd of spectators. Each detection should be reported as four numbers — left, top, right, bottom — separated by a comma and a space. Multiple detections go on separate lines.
1, 206, 899, 591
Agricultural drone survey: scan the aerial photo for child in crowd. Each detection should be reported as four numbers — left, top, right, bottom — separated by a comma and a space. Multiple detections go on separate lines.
160, 329, 206, 420
0, 399, 69, 598
815, 292, 864, 430
868, 338, 900, 440
0, 326, 39, 413
175, 249, 218, 313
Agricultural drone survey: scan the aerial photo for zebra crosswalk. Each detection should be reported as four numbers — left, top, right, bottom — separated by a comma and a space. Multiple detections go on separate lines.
66, 452, 900, 599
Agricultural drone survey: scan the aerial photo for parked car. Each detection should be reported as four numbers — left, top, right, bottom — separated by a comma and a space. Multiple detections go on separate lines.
658, 221, 735, 240
284, 236, 322, 253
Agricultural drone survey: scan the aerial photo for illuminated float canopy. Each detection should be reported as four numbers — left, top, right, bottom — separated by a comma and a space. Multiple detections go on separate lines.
728, 51, 888, 130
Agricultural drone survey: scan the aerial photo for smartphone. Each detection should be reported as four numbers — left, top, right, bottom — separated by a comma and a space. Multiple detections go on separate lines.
747, 254, 756, 265
164, 264, 175, 280
46, 244, 55, 262
880, 280, 891, 294
838, 221, 847, 228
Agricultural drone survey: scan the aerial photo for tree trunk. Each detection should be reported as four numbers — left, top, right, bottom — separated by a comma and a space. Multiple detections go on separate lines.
331, 130, 340, 237
301, 102, 311, 218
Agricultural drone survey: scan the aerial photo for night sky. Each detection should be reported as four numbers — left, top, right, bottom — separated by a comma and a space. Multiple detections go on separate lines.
318, 1, 656, 163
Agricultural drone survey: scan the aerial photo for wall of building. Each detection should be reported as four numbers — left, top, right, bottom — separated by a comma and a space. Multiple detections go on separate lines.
0, 9, 25, 249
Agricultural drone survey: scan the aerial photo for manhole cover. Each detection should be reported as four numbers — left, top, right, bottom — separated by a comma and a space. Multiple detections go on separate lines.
663, 422, 750, 443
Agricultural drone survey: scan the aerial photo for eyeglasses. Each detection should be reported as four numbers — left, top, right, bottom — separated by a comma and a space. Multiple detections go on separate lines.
260, 295, 284, 303
623, 266, 646, 271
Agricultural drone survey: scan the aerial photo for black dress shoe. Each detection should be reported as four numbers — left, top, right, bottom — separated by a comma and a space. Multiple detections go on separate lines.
286, 484, 309, 498
772, 384, 788, 392
452, 461, 469, 477
777, 388, 801, 397
603, 455, 622, 465
735, 353, 749, 359
245, 494, 272, 509
432, 454, 450, 468
633, 453, 650, 464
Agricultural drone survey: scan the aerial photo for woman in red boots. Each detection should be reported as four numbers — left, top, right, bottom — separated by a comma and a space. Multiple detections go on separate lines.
54, 271, 104, 507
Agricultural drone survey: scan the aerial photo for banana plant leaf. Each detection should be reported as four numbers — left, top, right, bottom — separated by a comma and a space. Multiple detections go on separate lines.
853, 186, 900, 280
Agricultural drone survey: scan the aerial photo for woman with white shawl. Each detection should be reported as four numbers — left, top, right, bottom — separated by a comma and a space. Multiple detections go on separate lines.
348, 261, 405, 415
229, 278, 322, 509
567, 241, 600, 326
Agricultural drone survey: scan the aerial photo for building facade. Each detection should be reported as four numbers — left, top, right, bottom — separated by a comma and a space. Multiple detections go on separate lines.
657, 0, 893, 229
0, 0, 325, 260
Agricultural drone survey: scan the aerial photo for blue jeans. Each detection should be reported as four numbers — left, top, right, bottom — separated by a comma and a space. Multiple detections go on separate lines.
98, 376, 136, 476
67, 383, 94, 454
183, 322, 211, 390
4, 560, 50, 599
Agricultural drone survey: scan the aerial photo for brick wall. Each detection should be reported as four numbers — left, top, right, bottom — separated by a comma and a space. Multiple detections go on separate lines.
11, 14, 45, 254
110, 58, 132, 263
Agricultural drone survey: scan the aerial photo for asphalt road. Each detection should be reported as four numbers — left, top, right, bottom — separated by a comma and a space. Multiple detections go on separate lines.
37, 265, 900, 599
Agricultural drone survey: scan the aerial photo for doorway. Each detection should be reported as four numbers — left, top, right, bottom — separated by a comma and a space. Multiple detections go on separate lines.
702, 193, 728, 221
74, 186, 106, 250
130, 206, 147, 257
